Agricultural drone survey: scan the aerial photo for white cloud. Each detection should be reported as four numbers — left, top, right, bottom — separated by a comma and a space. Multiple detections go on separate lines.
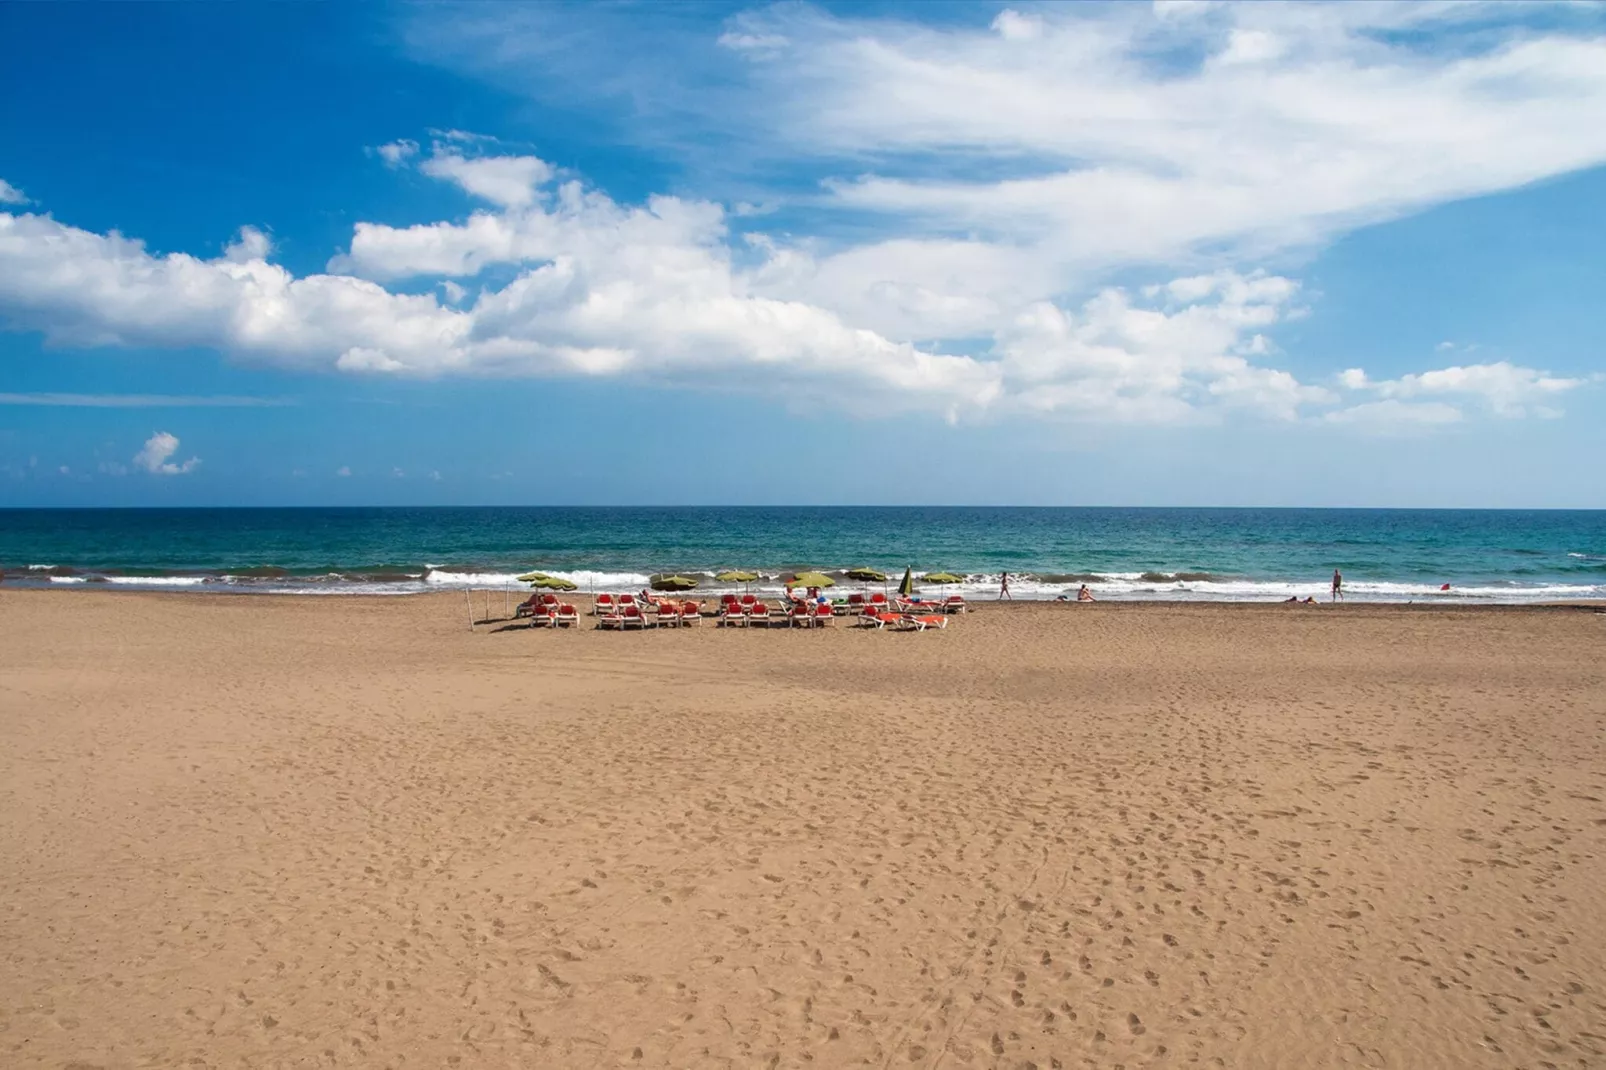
420, 151, 553, 208
133, 431, 200, 475
1339, 361, 1588, 418
375, 139, 419, 167
0, 97, 1595, 430
392, 466, 405, 478
336, 465, 351, 477
410, 4, 1606, 298
430, 470, 443, 481
224, 226, 272, 263
58, 465, 70, 475
0, 179, 27, 205
1323, 399, 1464, 427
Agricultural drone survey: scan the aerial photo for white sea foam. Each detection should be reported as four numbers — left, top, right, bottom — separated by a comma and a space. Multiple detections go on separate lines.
104, 575, 209, 586
422, 569, 525, 588
27, 564, 56, 570
48, 575, 87, 584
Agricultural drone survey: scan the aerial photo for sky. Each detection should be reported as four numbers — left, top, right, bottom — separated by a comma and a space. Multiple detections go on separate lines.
1, 0, 1604, 508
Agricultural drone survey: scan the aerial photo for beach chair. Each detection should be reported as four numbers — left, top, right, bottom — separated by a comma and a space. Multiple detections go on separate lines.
740, 593, 757, 610
789, 603, 814, 628
943, 595, 967, 614
721, 601, 747, 627
554, 603, 579, 627
749, 602, 772, 628
528, 603, 555, 628
814, 603, 836, 626
597, 606, 625, 630
513, 596, 540, 619
594, 593, 615, 617
679, 601, 702, 626
621, 604, 649, 630
900, 613, 947, 632
867, 611, 903, 630
655, 603, 680, 628
846, 593, 865, 610
619, 593, 638, 610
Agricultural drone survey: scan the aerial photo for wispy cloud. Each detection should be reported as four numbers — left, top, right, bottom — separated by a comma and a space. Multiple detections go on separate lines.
0, 392, 293, 407
0, 178, 27, 205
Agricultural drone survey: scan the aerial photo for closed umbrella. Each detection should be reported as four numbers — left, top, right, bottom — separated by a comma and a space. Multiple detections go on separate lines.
520, 572, 579, 591
897, 567, 914, 597
649, 574, 700, 592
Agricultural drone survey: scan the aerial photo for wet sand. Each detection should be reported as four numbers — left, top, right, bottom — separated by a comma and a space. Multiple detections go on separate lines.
2, 591, 1605, 1068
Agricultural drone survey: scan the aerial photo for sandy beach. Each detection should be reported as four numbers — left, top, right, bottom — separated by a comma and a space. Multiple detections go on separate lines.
2, 591, 1604, 1068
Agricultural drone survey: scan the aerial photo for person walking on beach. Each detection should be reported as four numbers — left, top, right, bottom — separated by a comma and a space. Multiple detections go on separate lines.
999, 571, 1012, 600
1332, 568, 1344, 603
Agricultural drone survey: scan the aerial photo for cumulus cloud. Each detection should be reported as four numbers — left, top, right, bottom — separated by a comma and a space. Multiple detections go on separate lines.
420, 151, 553, 208
133, 431, 200, 475
0, 84, 1596, 430
0, 179, 27, 205
1338, 361, 1588, 418
374, 139, 419, 167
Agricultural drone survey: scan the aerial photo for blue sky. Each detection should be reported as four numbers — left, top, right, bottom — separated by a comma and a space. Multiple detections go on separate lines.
2, 1, 1604, 507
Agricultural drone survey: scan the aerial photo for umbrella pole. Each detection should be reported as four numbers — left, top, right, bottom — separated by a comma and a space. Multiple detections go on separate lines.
465, 588, 474, 631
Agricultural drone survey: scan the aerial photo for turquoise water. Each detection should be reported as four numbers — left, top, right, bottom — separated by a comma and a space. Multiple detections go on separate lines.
2, 507, 1603, 602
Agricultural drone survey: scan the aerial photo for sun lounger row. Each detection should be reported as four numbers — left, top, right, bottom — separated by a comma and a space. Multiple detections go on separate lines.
717, 595, 837, 627
597, 601, 703, 629
515, 593, 581, 627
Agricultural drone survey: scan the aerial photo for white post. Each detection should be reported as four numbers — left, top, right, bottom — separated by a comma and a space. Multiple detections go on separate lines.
465, 588, 474, 631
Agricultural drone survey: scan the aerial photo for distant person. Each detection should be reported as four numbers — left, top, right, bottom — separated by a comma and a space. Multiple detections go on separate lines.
1303, 596, 1318, 605
1285, 595, 1300, 603
1077, 584, 1095, 602
1332, 569, 1344, 603
999, 572, 1012, 600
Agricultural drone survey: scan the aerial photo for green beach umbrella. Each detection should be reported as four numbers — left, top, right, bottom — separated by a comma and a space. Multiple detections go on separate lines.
784, 571, 835, 589
897, 567, 914, 597
922, 572, 964, 585
845, 568, 886, 582
716, 570, 759, 583
649, 574, 700, 592
519, 572, 579, 591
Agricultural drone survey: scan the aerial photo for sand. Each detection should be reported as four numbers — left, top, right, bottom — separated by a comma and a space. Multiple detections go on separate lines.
2, 591, 1605, 1069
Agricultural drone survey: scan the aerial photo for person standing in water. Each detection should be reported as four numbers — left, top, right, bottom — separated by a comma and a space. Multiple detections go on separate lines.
1332, 568, 1344, 603
999, 571, 1012, 600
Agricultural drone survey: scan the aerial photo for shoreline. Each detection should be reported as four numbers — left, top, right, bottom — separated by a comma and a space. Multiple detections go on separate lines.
4, 585, 1604, 611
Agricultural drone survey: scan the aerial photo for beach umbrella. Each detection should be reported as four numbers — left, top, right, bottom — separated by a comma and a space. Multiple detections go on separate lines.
521, 572, 578, 591
716, 570, 759, 583
921, 572, 963, 585
649, 574, 700, 592
784, 571, 835, 589
845, 568, 886, 582
897, 567, 914, 597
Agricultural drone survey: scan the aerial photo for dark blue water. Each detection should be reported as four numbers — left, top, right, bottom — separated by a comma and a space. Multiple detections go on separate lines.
2, 507, 1603, 601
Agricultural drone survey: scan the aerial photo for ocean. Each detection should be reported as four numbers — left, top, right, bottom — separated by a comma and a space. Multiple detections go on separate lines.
1, 506, 1603, 603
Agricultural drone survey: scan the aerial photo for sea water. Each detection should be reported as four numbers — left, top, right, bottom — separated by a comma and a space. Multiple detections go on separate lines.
1, 506, 1602, 602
